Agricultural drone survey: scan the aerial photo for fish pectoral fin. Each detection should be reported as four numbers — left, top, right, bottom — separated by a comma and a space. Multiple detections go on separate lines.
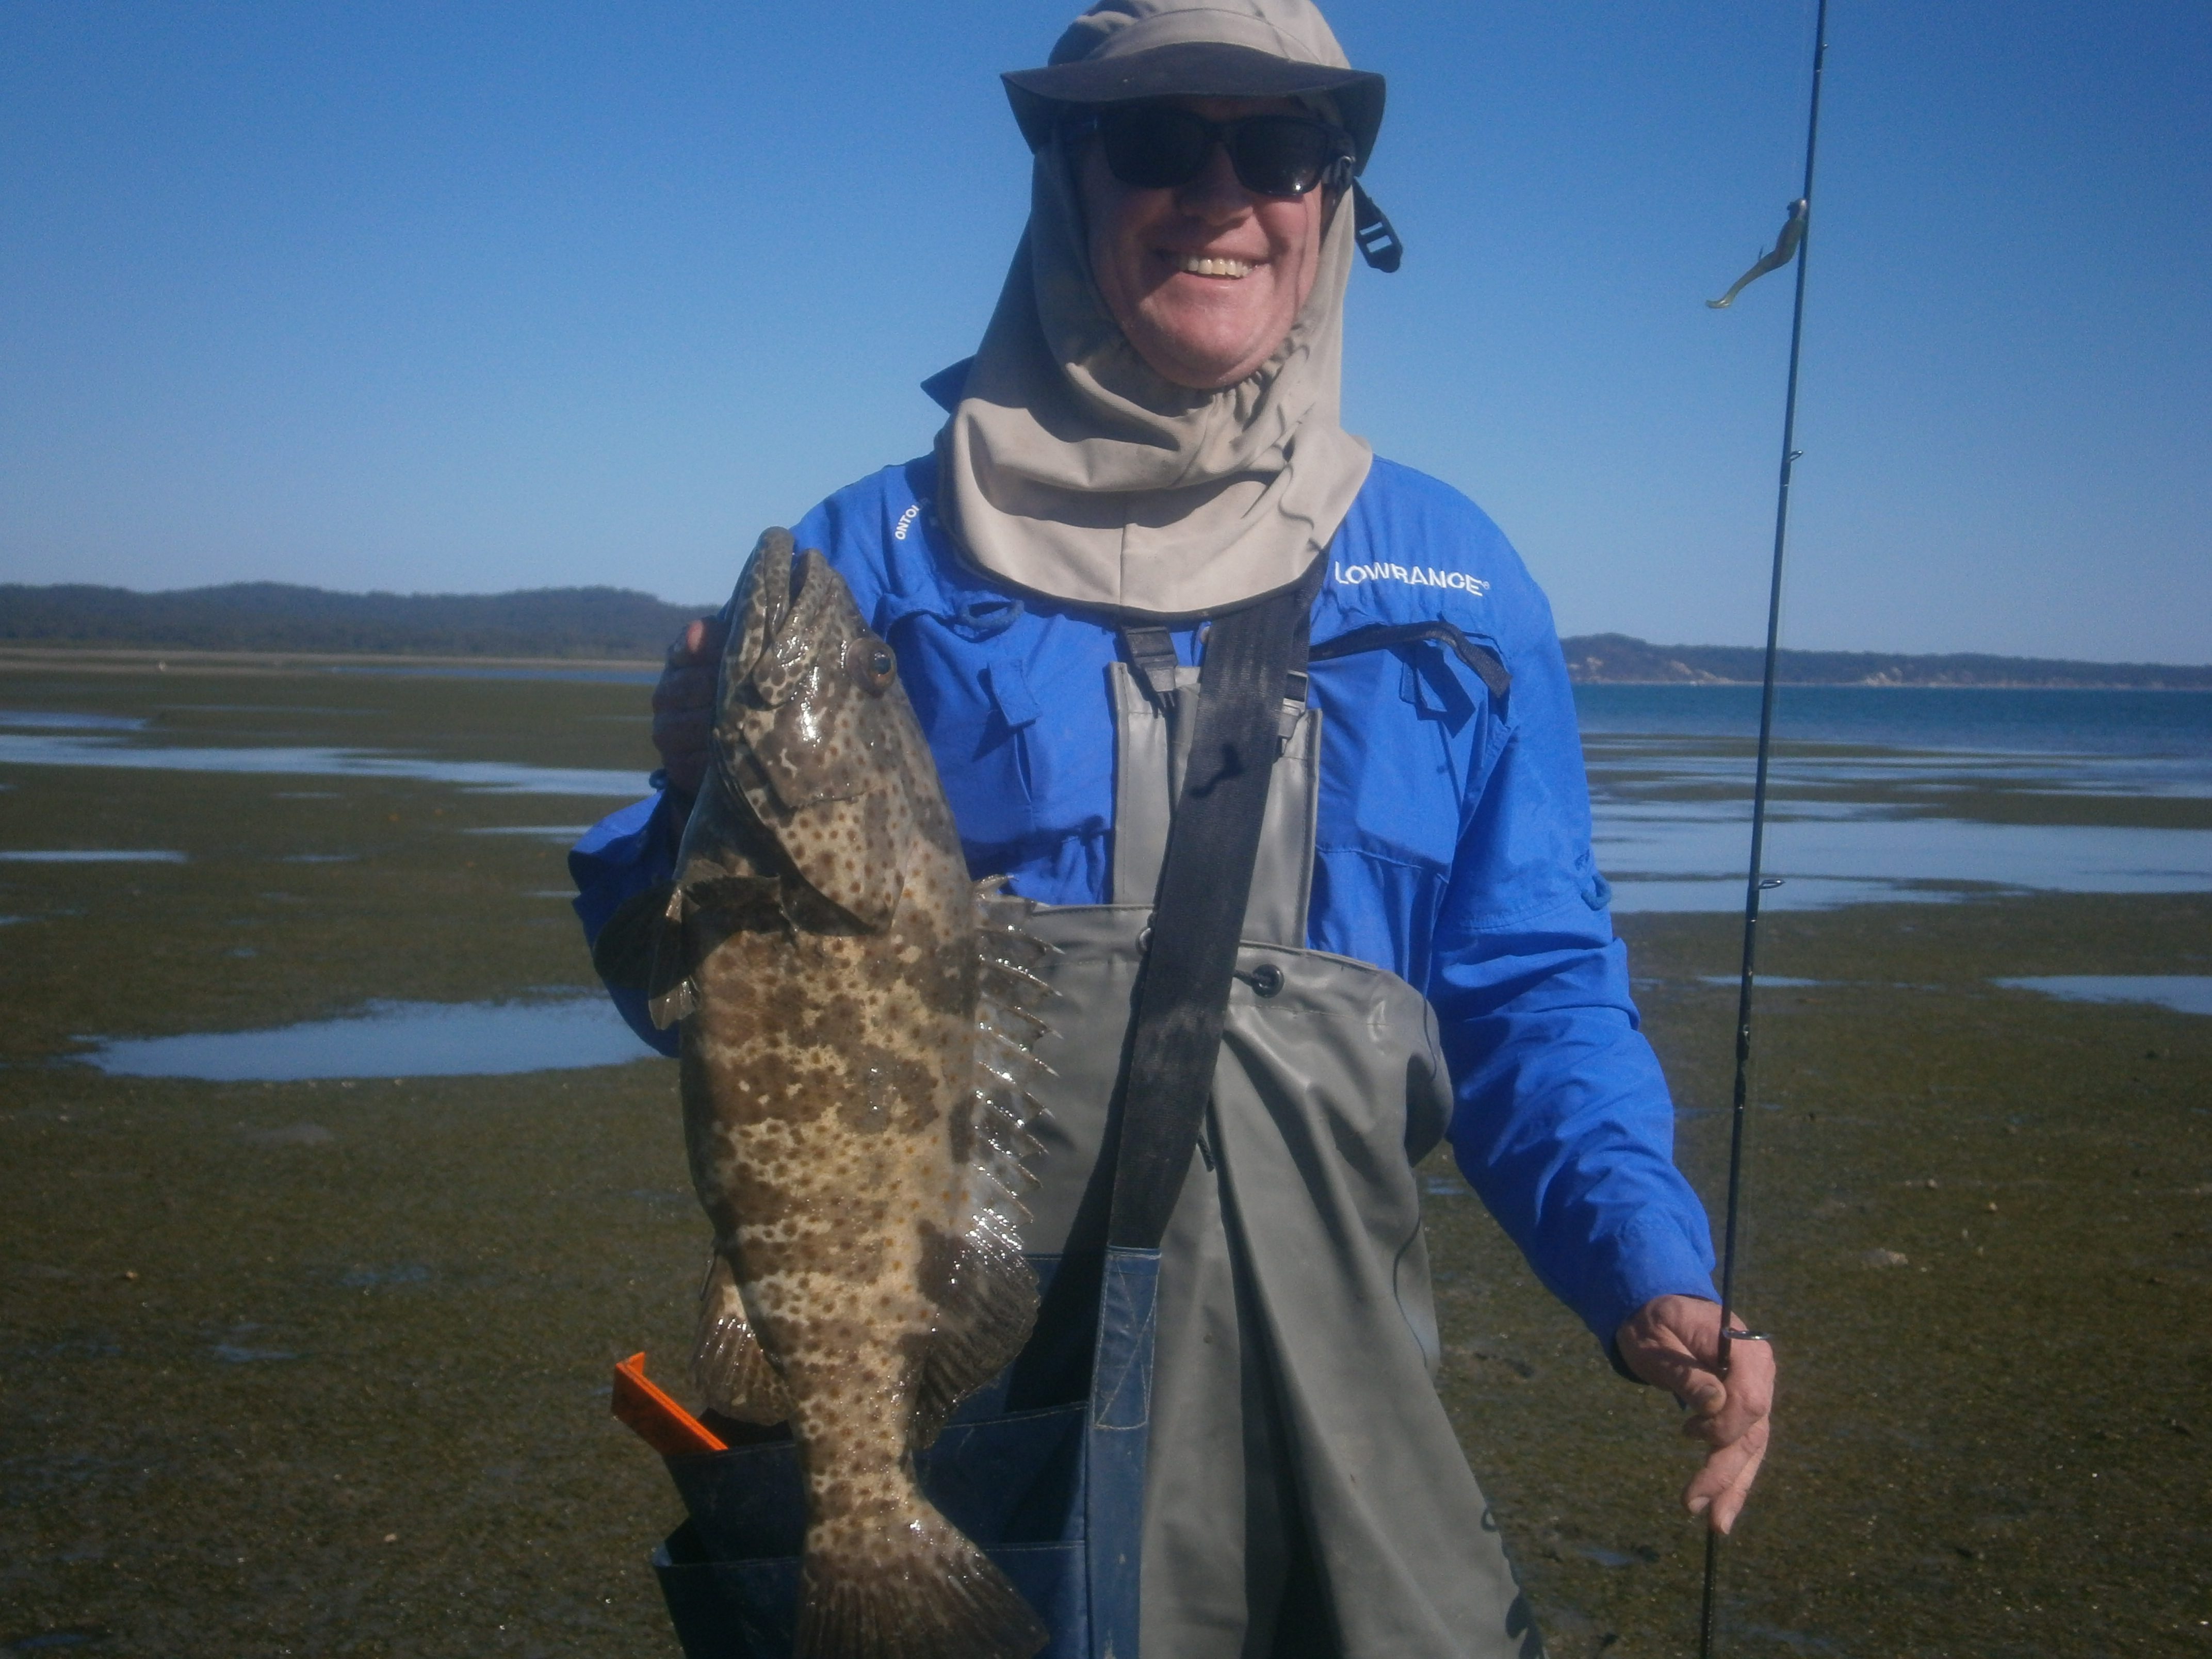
592, 882, 679, 996
691, 1252, 793, 1425
798, 1506, 1047, 1659
682, 873, 786, 923
595, 881, 709, 1026
910, 1211, 1038, 1450
649, 884, 701, 1028
679, 872, 791, 963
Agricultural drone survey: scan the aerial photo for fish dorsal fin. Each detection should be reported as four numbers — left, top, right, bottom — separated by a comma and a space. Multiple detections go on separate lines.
900, 884, 1060, 1449
971, 885, 1056, 1211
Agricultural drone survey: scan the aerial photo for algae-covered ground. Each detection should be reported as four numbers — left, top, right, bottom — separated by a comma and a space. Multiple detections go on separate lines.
2, 663, 2206, 1657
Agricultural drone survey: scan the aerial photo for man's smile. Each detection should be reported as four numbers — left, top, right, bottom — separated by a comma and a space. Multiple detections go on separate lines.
1168, 253, 1259, 278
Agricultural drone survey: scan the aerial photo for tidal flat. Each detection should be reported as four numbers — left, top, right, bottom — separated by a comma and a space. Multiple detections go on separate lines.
3, 663, 2207, 1657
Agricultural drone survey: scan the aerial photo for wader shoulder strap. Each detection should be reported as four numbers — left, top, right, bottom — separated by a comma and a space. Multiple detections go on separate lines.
1005, 564, 1321, 1409
1107, 564, 1321, 1251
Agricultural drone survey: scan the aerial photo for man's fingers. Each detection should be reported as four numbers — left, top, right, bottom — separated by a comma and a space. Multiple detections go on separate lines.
643, 615, 727, 800
1682, 1335, 1777, 1450
1618, 1296, 1775, 1535
1684, 1418, 1770, 1535
651, 662, 717, 715
653, 717, 712, 765
660, 753, 708, 798
658, 617, 728, 681
689, 616, 730, 661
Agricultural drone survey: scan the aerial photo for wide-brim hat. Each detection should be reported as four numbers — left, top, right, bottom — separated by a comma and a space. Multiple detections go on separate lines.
1003, 2, 1386, 174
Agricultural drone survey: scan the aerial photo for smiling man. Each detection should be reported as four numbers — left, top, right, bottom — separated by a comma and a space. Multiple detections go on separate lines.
575, 2, 1772, 1654
1079, 96, 1332, 389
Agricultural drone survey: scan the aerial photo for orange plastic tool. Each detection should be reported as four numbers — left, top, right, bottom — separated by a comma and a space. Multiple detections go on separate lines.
612, 1351, 727, 1455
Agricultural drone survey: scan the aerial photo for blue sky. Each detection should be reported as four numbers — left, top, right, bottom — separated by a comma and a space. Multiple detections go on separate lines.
3, 1, 2205, 660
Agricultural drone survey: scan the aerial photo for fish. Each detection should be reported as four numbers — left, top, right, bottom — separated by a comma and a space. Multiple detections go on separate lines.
594, 527, 1052, 1659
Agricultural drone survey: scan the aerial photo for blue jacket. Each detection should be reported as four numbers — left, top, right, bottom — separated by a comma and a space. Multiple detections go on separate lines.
571, 413, 1719, 1349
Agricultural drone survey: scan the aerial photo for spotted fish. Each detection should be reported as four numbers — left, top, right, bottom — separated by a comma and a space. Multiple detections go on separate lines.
596, 528, 1051, 1659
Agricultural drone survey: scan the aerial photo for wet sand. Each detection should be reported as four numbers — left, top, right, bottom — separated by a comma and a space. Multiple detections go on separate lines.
3, 665, 2206, 1656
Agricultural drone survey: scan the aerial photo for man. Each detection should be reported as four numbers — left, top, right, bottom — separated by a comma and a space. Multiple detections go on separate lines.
575, 2, 1771, 1652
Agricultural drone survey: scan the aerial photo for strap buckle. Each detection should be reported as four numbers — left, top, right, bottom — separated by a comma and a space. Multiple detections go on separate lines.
1119, 624, 1181, 707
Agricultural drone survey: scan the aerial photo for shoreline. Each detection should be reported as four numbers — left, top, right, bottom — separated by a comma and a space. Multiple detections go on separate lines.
0, 644, 662, 677
5, 642, 2208, 692
1571, 677, 2212, 691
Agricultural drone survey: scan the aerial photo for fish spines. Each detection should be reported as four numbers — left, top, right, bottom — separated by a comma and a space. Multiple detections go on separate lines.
795, 1497, 1047, 1659
975, 886, 1061, 1014
969, 888, 1055, 1214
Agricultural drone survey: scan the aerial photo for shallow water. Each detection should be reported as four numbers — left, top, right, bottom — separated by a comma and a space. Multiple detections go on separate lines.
7, 667, 2206, 1658
1992, 975, 2212, 1016
0, 849, 188, 864
1595, 801, 2212, 913
464, 824, 592, 841
328, 664, 659, 685
0, 731, 643, 796
72, 995, 653, 1081
1579, 685, 2212, 912
1574, 684, 2212, 759
1586, 740, 2212, 801
0, 709, 148, 731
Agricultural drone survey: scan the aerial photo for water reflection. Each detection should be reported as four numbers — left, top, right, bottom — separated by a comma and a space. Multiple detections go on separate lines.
1580, 691, 2212, 912
0, 710, 148, 731
1595, 800, 2212, 913
1587, 741, 2212, 802
1573, 684, 2212, 760
0, 732, 641, 797
329, 664, 658, 685
75, 995, 651, 1081
1992, 976, 2212, 1017
464, 824, 591, 842
0, 850, 187, 864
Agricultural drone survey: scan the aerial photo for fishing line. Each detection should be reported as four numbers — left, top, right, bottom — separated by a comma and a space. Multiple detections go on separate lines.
1698, 1, 1830, 1654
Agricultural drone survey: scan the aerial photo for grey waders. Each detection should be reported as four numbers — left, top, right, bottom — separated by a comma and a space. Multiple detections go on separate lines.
648, 586, 1541, 1659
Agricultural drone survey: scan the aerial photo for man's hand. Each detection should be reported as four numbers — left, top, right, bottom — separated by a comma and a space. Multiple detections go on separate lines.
652, 616, 728, 800
1616, 1294, 1774, 1535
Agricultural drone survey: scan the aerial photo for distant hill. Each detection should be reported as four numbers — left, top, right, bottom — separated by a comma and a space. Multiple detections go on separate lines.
2, 584, 2205, 686
1558, 632, 2212, 690
0, 582, 712, 660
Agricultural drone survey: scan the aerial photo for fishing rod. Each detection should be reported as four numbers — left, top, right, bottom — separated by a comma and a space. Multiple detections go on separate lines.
1698, 1, 1830, 1654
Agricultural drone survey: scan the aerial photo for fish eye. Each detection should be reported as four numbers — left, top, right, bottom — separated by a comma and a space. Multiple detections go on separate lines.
844, 633, 897, 696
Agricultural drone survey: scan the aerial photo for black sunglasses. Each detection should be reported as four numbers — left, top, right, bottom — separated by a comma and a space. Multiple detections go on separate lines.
1070, 104, 1355, 199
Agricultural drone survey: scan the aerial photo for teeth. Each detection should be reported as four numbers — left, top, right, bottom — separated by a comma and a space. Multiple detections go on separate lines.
1176, 255, 1254, 278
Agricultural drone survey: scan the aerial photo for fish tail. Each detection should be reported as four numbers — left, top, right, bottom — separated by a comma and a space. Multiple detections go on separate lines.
797, 1504, 1046, 1659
